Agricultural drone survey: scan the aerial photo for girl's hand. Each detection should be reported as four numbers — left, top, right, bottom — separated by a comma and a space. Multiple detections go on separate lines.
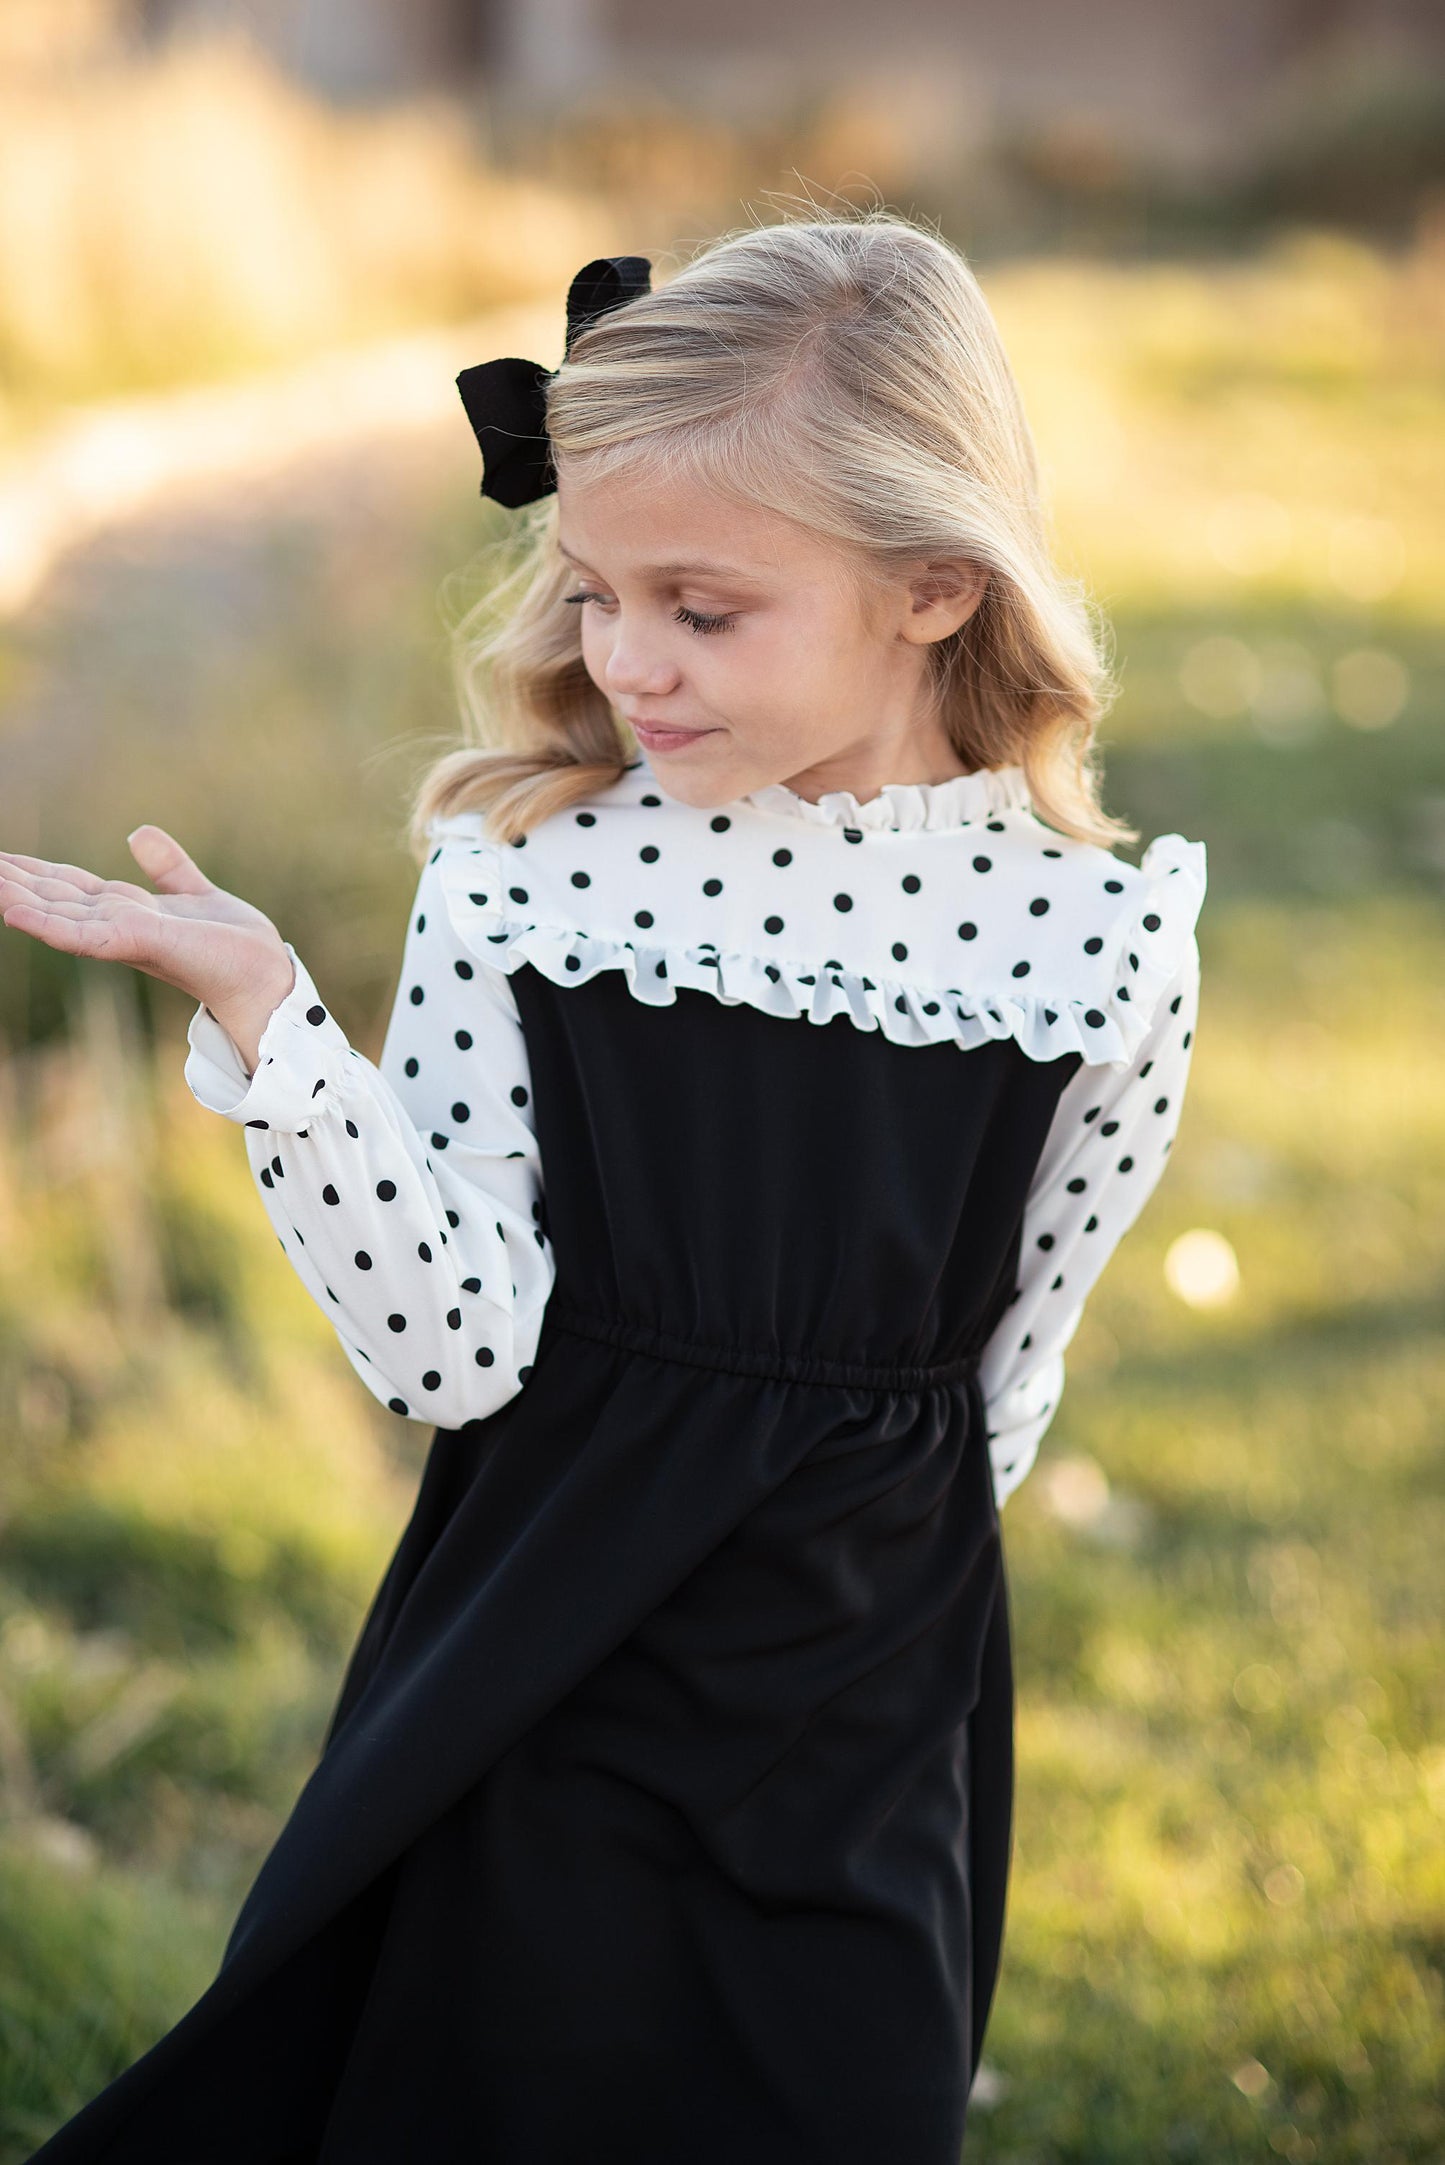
0, 826, 297, 1067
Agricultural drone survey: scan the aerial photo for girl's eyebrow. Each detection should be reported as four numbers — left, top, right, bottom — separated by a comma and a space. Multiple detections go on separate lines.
557, 540, 768, 585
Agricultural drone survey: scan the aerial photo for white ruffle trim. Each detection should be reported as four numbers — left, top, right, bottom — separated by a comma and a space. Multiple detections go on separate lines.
741, 762, 1033, 834
435, 828, 1207, 1069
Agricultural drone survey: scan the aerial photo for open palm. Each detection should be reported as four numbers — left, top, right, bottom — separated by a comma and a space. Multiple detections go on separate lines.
0, 824, 293, 1023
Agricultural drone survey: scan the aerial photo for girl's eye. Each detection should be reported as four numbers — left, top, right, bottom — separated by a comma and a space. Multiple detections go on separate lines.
563, 593, 740, 632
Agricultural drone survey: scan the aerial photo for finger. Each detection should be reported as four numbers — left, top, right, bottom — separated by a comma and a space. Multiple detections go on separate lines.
0, 864, 155, 911
0, 849, 108, 896
127, 826, 213, 898
0, 896, 143, 962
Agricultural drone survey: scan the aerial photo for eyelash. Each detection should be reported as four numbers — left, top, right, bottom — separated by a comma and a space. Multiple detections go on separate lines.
563, 591, 738, 637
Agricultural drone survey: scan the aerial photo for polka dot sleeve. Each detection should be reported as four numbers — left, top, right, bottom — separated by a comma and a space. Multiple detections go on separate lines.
977, 926, 1203, 1509
182, 845, 554, 1430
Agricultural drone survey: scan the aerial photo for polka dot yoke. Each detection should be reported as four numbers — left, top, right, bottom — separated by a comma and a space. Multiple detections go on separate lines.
434, 754, 1206, 1073
183, 749, 1206, 1506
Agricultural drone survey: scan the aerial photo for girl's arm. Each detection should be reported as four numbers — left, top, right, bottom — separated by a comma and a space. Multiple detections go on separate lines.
184, 839, 554, 1430
977, 927, 1203, 1508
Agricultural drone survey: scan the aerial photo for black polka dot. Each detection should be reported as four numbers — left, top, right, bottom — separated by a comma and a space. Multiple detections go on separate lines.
1154, 1096, 1169, 1114
446, 1307, 462, 1330
1143, 912, 1161, 931
1066, 1177, 1086, 1192
355, 1251, 373, 1270
322, 1183, 340, 1205
476, 1346, 495, 1366
833, 894, 853, 912
1011, 960, 1030, 977
376, 1179, 397, 1201
958, 922, 977, 940
509, 886, 529, 904
710, 814, 731, 832
450, 1102, 470, 1124
570, 870, 590, 888
511, 1085, 529, 1106
635, 909, 654, 928
387, 1313, 406, 1333
1083, 936, 1103, 955
388, 1398, 408, 1416
409, 984, 424, 1005
418, 1242, 432, 1261
773, 848, 792, 867
892, 941, 908, 961
1118, 1155, 1135, 1172
764, 915, 784, 935
306, 1004, 327, 1026
902, 874, 921, 894
640, 845, 660, 863
972, 856, 992, 873
1104, 878, 1124, 893
404, 1056, 419, 1078
641, 793, 661, 805
422, 1370, 442, 1389
702, 878, 723, 897
1084, 1008, 1106, 1028
1029, 897, 1049, 915
842, 827, 863, 844
576, 811, 596, 826
1037, 1233, 1055, 1250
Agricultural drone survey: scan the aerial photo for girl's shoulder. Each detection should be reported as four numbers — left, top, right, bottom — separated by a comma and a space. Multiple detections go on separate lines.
423, 768, 1205, 1073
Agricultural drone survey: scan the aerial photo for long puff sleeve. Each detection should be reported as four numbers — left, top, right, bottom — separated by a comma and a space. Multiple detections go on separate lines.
182, 835, 555, 1429
977, 926, 1203, 1509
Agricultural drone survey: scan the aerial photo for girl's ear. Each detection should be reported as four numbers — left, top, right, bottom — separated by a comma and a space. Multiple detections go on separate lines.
901, 557, 991, 643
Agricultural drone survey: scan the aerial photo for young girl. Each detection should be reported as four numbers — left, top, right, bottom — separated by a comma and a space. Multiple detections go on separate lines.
10, 212, 1206, 2163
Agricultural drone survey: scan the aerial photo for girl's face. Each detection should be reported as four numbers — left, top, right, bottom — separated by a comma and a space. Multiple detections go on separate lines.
555, 462, 988, 809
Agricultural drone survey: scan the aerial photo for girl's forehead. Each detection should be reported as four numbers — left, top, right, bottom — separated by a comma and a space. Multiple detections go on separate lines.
556, 468, 850, 584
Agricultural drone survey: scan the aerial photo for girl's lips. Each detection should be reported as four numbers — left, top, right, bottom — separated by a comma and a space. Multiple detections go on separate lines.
631, 723, 717, 750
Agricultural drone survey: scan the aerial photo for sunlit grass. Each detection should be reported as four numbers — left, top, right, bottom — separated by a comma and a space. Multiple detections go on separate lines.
0, 31, 598, 430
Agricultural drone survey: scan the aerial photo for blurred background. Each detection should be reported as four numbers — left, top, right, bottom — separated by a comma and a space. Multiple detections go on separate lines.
0, 2, 1442, 2158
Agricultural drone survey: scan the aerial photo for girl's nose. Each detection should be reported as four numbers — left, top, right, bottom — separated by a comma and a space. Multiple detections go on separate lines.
602, 627, 681, 700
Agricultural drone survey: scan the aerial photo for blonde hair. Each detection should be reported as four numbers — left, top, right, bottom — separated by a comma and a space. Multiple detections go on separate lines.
407, 205, 1136, 861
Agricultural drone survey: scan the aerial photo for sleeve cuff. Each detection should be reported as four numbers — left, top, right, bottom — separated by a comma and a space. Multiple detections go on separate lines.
184, 941, 354, 1133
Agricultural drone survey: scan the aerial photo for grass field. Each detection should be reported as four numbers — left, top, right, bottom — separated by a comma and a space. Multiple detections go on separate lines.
0, 232, 1441, 2161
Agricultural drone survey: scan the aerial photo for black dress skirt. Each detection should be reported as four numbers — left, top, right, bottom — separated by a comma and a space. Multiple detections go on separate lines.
28, 961, 1083, 2165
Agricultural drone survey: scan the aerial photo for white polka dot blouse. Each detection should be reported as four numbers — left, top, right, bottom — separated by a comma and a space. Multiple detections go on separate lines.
184, 752, 1206, 1508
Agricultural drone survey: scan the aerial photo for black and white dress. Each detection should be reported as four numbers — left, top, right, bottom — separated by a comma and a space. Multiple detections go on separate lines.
29, 753, 1206, 2165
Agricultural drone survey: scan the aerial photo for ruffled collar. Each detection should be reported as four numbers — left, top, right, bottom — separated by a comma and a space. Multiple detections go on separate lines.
629, 754, 1032, 835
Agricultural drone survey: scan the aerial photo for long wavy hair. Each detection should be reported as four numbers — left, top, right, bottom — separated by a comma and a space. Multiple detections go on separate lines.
407, 205, 1135, 862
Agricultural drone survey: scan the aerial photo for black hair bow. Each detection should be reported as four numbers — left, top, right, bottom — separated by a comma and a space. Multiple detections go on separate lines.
455, 254, 653, 508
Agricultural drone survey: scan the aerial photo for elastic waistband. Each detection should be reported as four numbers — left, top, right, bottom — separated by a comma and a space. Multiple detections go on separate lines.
542, 1299, 982, 1394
